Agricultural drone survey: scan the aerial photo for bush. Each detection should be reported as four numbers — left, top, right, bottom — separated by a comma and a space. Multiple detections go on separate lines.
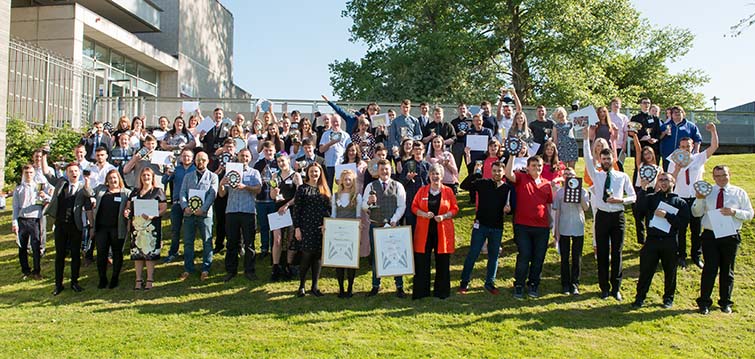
5, 118, 86, 188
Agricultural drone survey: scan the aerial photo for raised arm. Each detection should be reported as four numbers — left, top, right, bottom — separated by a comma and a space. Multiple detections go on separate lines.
704, 123, 718, 159
582, 126, 598, 180
505, 152, 517, 183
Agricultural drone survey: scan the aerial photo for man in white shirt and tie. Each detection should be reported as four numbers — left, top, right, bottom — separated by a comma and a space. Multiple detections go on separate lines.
583, 126, 636, 301
691, 165, 753, 314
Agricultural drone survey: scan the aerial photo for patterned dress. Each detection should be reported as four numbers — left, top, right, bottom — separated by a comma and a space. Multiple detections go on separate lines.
292, 184, 331, 253
555, 122, 578, 162
128, 187, 166, 260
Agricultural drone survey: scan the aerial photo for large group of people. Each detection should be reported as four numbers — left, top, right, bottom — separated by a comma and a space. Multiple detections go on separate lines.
9, 90, 753, 315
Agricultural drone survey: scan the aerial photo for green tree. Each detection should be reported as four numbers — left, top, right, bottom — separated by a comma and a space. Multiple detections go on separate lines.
330, 0, 708, 109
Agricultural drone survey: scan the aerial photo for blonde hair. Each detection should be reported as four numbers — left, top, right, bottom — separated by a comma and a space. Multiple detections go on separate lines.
553, 107, 567, 123
336, 169, 358, 207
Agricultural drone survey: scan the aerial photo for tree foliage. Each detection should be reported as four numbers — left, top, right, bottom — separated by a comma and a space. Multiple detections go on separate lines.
329, 0, 708, 109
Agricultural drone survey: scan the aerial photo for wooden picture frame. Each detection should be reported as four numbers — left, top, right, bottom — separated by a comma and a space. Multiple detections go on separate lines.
372, 225, 415, 278
322, 218, 361, 269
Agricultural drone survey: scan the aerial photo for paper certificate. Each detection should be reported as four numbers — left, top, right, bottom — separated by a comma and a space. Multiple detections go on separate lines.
466, 135, 488, 152
225, 162, 244, 176
152, 130, 167, 141
182, 101, 200, 113
371, 113, 390, 128
513, 157, 527, 171
133, 199, 159, 218
707, 209, 738, 238
195, 117, 216, 133
649, 201, 679, 233
334, 163, 358, 182
527, 142, 541, 157
267, 209, 293, 231
322, 218, 361, 268
568, 105, 599, 126
373, 226, 415, 277
150, 150, 173, 165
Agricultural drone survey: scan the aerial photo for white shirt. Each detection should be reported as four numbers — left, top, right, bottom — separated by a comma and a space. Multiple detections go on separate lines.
361, 179, 407, 224
583, 138, 636, 212
691, 184, 753, 232
609, 112, 629, 150
496, 116, 514, 142
668, 152, 707, 198
89, 162, 117, 188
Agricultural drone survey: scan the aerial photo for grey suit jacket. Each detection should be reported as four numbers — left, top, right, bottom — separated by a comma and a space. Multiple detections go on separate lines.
44, 180, 94, 231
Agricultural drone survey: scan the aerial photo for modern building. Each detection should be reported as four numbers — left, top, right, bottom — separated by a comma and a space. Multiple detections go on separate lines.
1, 0, 249, 183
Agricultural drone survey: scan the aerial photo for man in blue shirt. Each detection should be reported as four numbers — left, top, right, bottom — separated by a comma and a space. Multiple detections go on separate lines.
387, 99, 423, 152
321, 94, 360, 134
319, 115, 352, 188
659, 106, 702, 171
162, 148, 196, 263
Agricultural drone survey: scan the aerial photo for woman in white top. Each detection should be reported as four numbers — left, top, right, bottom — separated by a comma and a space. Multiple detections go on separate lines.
426, 135, 459, 193
330, 169, 362, 298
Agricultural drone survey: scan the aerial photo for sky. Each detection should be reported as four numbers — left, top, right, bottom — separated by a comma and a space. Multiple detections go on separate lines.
223, 0, 755, 110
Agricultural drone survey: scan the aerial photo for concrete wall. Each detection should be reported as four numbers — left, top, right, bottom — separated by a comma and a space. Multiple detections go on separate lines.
9, 5, 84, 61
0, 0, 10, 186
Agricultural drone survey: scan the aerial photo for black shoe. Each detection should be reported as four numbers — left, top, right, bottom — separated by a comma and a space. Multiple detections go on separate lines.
600, 291, 610, 300
108, 278, 119, 289
97, 279, 108, 289
662, 299, 674, 309
692, 257, 704, 270
344, 291, 353, 298
367, 287, 380, 297
528, 285, 539, 298
213, 246, 225, 254
338, 291, 345, 298
296, 288, 306, 297
310, 289, 324, 297
721, 305, 732, 314
270, 264, 281, 282
698, 306, 710, 315
257, 251, 269, 261
678, 258, 687, 269
223, 273, 236, 282
71, 282, 84, 293
52, 286, 64, 296
514, 286, 524, 300
612, 292, 623, 302
396, 288, 406, 298
631, 300, 643, 309
244, 272, 257, 281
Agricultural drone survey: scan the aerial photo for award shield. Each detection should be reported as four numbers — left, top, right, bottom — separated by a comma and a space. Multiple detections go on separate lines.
564, 177, 583, 203
367, 158, 379, 177
188, 196, 203, 212
638, 165, 659, 182
504, 137, 523, 155
331, 131, 343, 142
226, 170, 242, 188
219, 152, 233, 167
458, 121, 470, 132
405, 159, 417, 173
670, 149, 692, 168
693, 181, 714, 197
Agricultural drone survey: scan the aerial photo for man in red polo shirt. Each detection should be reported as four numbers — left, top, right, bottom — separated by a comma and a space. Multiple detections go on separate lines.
505, 153, 553, 299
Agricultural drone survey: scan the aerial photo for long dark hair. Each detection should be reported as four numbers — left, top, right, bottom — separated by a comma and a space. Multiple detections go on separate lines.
169, 116, 190, 137
342, 142, 362, 164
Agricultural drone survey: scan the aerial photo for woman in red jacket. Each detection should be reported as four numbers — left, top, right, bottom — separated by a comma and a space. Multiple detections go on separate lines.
411, 163, 459, 300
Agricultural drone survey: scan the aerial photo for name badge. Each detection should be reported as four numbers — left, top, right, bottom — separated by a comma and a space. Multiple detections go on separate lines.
473, 220, 480, 229
421, 197, 428, 201
243, 175, 252, 182
114, 196, 122, 203
648, 119, 654, 124
285, 179, 293, 185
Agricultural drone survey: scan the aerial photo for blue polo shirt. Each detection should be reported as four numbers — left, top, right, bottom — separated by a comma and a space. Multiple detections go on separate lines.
659, 118, 702, 157
162, 163, 196, 201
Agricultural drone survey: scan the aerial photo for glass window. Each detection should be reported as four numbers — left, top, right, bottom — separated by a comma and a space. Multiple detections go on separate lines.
94, 43, 109, 62
111, 52, 125, 71
83, 38, 95, 59
139, 65, 157, 84
124, 57, 138, 76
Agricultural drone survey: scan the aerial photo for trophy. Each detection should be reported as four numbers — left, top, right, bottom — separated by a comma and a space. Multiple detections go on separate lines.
103, 122, 113, 133
400, 127, 409, 138
219, 152, 233, 167
457, 121, 470, 132
226, 170, 242, 188
368, 190, 379, 209
670, 149, 692, 168
34, 183, 45, 206
331, 131, 343, 142
628, 121, 643, 133
544, 128, 552, 141
136, 146, 151, 160
290, 129, 301, 144
406, 160, 417, 173
474, 160, 483, 175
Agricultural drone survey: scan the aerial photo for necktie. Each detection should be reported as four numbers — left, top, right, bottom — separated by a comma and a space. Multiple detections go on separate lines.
685, 169, 690, 185
602, 170, 612, 202
382, 181, 387, 192
95, 135, 100, 147
716, 188, 724, 209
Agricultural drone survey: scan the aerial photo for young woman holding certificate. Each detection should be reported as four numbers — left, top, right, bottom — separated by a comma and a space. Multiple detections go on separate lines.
330, 170, 363, 298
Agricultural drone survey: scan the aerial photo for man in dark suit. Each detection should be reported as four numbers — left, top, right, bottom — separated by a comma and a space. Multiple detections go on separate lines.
44, 164, 94, 295
293, 138, 325, 173
200, 108, 230, 164
80, 121, 113, 161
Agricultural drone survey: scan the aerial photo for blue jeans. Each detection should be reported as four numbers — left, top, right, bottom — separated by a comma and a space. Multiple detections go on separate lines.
369, 223, 404, 288
513, 224, 550, 288
183, 214, 214, 273
461, 224, 503, 286
255, 201, 277, 253
167, 202, 184, 257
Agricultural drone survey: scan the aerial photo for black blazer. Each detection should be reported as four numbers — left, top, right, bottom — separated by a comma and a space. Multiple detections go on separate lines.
44, 179, 94, 231
201, 123, 230, 157
81, 134, 113, 160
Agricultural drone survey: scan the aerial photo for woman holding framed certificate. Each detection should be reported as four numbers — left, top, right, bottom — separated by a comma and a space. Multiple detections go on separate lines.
329, 169, 363, 298
293, 163, 331, 297
411, 163, 459, 300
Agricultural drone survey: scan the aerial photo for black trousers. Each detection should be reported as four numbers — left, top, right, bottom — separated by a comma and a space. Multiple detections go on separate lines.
635, 236, 677, 302
95, 226, 124, 283
558, 235, 583, 287
678, 197, 702, 260
54, 222, 83, 287
213, 196, 228, 249
412, 234, 450, 300
697, 230, 740, 308
595, 210, 625, 293
225, 212, 256, 274
17, 218, 41, 275
632, 188, 646, 244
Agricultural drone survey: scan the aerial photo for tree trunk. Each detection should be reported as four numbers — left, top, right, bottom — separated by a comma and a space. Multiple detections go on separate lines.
507, 1, 532, 105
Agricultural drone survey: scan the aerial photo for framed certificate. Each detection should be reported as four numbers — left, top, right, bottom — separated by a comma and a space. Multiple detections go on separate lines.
370, 113, 390, 128
322, 218, 361, 269
373, 226, 414, 278
133, 199, 159, 217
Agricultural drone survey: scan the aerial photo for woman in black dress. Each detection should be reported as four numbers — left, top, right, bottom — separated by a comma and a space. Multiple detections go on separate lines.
123, 167, 167, 290
91, 170, 131, 289
269, 152, 302, 281
293, 162, 331, 297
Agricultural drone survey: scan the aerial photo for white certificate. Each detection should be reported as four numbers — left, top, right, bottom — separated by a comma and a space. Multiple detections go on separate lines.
513, 157, 528, 170
195, 117, 216, 133
568, 105, 599, 126
707, 209, 738, 238
225, 162, 244, 176
322, 218, 361, 268
468, 105, 482, 116
372, 226, 415, 277
150, 150, 173, 165
370, 113, 390, 128
256, 98, 273, 113
649, 201, 679, 233
133, 199, 159, 217
188, 189, 205, 201
334, 163, 358, 182
267, 209, 293, 231
527, 142, 541, 157
182, 101, 200, 113
152, 130, 167, 141
466, 135, 488, 152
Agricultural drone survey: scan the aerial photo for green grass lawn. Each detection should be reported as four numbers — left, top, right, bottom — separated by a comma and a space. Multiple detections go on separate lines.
1, 154, 754, 358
